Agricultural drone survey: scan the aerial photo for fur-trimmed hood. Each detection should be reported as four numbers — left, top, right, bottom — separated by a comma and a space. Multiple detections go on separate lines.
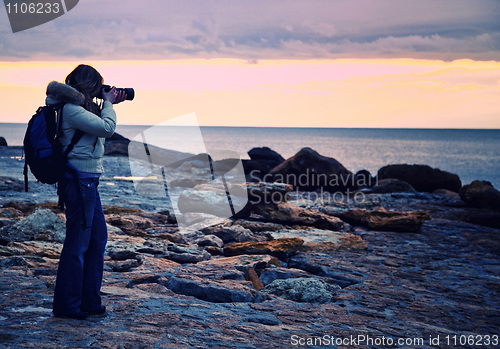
45, 81, 85, 106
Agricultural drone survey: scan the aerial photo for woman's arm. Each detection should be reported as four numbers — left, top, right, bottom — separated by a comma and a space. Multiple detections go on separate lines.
65, 102, 116, 138
65, 86, 126, 138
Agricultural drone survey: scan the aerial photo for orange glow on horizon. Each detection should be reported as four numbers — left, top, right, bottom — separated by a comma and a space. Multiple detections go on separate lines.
0, 58, 499, 129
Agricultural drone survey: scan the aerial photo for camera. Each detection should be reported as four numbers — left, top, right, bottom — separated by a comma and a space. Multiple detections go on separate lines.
98, 84, 135, 101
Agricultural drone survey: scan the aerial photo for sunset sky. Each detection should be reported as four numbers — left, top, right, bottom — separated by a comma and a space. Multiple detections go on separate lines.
0, 0, 499, 128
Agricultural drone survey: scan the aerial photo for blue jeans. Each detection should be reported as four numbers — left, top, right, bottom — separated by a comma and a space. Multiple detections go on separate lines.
53, 177, 107, 315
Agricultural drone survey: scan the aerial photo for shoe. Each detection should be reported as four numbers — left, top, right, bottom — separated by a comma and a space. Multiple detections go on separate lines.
53, 310, 88, 320
87, 305, 106, 316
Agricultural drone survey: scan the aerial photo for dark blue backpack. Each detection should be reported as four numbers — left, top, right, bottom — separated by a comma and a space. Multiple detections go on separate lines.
23, 103, 83, 191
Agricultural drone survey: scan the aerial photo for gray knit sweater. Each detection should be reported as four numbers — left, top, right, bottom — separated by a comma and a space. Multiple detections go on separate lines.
45, 81, 116, 174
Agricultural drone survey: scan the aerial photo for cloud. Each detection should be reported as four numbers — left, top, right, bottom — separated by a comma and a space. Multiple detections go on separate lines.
0, 0, 499, 61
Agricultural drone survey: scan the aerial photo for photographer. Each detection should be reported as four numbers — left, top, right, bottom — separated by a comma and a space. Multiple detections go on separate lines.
47, 64, 126, 320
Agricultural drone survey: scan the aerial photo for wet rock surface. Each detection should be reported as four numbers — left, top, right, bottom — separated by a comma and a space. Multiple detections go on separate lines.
1, 191, 499, 348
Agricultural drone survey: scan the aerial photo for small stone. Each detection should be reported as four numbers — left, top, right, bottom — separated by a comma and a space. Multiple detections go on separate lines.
193, 234, 224, 248
433, 188, 461, 200
107, 214, 155, 235
243, 315, 282, 326
371, 178, 416, 193
164, 275, 262, 303
208, 225, 254, 244
163, 243, 211, 264
107, 259, 140, 272
0, 256, 28, 267
0, 207, 23, 218
108, 249, 141, 261
260, 277, 341, 303
223, 238, 304, 260
232, 219, 285, 232
245, 267, 264, 290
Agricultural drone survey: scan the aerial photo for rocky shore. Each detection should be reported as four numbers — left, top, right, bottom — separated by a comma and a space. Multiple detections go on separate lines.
1, 141, 500, 348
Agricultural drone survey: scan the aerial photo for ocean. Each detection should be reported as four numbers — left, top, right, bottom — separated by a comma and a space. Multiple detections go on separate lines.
1, 123, 499, 189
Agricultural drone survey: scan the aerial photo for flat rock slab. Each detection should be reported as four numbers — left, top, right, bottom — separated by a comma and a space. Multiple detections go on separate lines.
270, 228, 368, 251
223, 237, 305, 260
335, 208, 431, 233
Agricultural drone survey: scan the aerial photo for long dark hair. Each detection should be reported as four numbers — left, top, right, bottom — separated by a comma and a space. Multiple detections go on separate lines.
65, 64, 103, 116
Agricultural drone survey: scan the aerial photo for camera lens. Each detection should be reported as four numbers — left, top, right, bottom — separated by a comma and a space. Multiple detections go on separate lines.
123, 88, 135, 101
99, 85, 135, 101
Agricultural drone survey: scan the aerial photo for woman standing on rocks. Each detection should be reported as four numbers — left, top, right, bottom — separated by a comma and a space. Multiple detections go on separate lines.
47, 64, 126, 320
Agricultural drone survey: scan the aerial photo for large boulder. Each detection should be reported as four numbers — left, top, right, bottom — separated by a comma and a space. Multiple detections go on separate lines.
0, 137, 7, 146
269, 147, 356, 192
334, 209, 431, 233
459, 180, 500, 210
377, 164, 461, 193
243, 147, 285, 182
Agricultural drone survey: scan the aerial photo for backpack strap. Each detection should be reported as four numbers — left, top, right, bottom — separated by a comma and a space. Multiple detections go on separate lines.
64, 130, 84, 158
23, 161, 29, 192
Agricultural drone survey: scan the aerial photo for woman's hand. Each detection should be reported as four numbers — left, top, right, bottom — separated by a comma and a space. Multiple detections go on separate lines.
102, 86, 127, 104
